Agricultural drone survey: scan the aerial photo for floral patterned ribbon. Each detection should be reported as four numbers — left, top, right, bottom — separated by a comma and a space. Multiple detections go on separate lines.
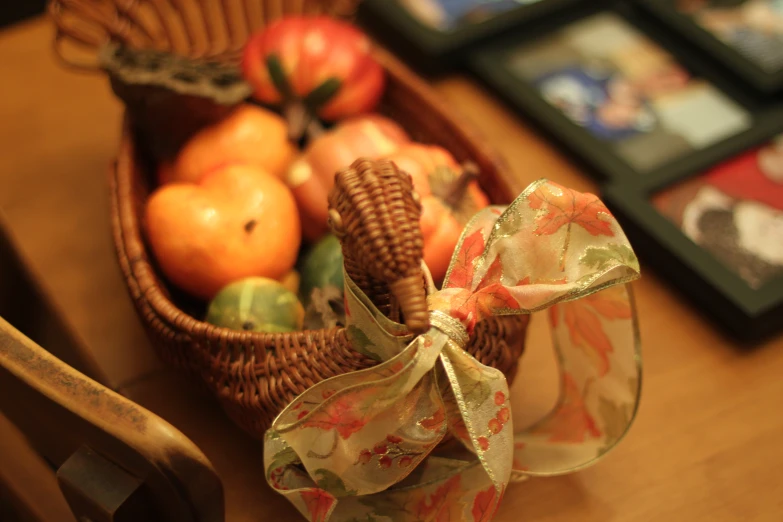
264, 179, 642, 522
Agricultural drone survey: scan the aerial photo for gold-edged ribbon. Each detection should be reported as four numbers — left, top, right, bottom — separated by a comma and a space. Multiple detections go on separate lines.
264, 179, 642, 522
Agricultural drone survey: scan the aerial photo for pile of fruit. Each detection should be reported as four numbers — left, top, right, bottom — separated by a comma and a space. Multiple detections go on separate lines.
143, 16, 491, 334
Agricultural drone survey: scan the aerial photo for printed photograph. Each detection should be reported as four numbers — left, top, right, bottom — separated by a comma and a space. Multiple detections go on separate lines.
505, 12, 752, 173
676, 0, 783, 73
396, 0, 544, 32
652, 135, 783, 288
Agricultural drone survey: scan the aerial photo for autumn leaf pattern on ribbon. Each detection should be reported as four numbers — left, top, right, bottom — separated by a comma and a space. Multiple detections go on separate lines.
449, 255, 520, 331
597, 397, 635, 446
346, 325, 382, 361
531, 373, 600, 443
300, 489, 335, 522
471, 486, 497, 522
551, 285, 632, 376
581, 243, 638, 272
414, 474, 464, 522
302, 389, 376, 440
262, 179, 643, 522
356, 434, 424, 470
267, 445, 299, 481
481, 254, 503, 285
314, 469, 358, 498
529, 182, 614, 236
448, 349, 495, 409
447, 230, 485, 289
438, 386, 472, 447
584, 285, 634, 321
529, 182, 615, 270
420, 406, 446, 432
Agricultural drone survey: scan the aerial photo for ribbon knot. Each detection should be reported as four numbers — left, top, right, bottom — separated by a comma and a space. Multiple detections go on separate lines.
264, 180, 643, 522
429, 310, 469, 349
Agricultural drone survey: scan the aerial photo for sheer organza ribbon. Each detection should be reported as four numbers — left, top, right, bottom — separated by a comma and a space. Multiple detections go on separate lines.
264, 179, 642, 522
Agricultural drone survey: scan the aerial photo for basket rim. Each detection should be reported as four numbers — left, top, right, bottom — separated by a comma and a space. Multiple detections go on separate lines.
110, 47, 516, 351
112, 127, 334, 348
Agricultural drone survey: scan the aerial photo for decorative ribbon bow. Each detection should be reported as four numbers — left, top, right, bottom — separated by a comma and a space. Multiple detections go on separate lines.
264, 180, 642, 522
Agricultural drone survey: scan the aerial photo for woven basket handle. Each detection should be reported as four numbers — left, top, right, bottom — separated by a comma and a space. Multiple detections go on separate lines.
47, 0, 361, 71
328, 158, 430, 334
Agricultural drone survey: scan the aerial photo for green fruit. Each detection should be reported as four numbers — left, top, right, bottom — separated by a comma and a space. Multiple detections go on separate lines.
299, 234, 345, 303
206, 277, 304, 333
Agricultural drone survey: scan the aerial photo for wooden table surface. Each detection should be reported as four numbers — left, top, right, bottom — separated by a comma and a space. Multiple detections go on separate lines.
1, 16, 782, 522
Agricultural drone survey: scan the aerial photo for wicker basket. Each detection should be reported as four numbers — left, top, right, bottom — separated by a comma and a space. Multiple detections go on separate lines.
52, 0, 530, 439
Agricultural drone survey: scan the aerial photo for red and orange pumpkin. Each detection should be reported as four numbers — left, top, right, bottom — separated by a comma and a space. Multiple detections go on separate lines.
383, 143, 490, 282
242, 16, 384, 138
287, 114, 411, 242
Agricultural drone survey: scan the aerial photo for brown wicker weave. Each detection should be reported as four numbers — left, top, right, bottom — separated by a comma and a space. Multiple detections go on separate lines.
54, 0, 529, 439
329, 158, 429, 332
49, 0, 362, 69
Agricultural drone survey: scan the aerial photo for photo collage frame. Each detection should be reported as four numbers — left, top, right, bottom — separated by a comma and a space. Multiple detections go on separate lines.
359, 0, 783, 342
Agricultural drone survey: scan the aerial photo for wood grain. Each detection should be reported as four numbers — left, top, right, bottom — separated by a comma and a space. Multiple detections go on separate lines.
1, 16, 782, 522
0, 316, 224, 522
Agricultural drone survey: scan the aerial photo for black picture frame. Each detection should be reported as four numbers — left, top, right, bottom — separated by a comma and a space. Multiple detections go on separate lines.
467, 0, 783, 183
602, 127, 783, 344
635, 0, 783, 94
357, 0, 585, 73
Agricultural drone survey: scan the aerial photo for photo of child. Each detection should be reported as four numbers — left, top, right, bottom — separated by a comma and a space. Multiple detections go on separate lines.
396, 0, 544, 32
506, 13, 752, 173
677, 0, 783, 73
652, 135, 783, 288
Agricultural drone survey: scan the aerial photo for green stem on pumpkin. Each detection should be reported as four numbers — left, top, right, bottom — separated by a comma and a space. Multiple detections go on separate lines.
304, 77, 342, 109
301, 77, 340, 142
283, 101, 312, 142
268, 54, 310, 142
267, 54, 339, 143
443, 161, 480, 209
266, 54, 294, 99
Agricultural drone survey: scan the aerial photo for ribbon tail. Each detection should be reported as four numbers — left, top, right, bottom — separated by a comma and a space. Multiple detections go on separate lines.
438, 342, 513, 514
265, 433, 339, 522
512, 283, 642, 477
